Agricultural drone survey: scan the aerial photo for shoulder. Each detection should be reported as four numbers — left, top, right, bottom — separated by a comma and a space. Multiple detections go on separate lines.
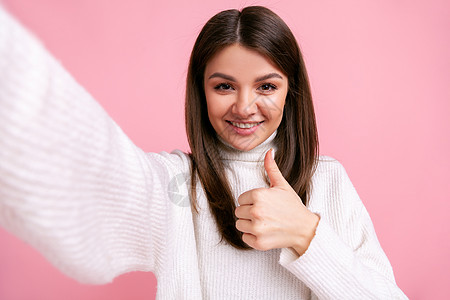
145, 149, 192, 176
314, 155, 349, 180
309, 155, 362, 216
312, 155, 355, 192
316, 155, 345, 174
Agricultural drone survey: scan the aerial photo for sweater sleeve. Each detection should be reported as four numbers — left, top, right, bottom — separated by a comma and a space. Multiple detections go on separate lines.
278, 157, 408, 299
0, 5, 181, 284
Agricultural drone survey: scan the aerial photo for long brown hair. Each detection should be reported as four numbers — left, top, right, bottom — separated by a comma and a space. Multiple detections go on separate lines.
185, 6, 319, 250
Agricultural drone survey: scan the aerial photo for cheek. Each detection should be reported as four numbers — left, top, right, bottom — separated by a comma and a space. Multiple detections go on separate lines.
205, 93, 225, 122
276, 91, 288, 119
261, 94, 286, 122
206, 94, 221, 123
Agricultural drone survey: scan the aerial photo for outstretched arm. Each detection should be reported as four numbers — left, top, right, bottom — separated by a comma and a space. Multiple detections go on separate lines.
0, 6, 179, 284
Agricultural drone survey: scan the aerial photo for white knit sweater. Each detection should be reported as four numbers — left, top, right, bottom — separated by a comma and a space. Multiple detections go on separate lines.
0, 6, 408, 299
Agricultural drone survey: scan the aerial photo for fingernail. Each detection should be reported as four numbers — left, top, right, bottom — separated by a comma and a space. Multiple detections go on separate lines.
271, 148, 275, 160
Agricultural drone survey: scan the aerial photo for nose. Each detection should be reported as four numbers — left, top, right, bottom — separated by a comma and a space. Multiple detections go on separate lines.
231, 89, 258, 118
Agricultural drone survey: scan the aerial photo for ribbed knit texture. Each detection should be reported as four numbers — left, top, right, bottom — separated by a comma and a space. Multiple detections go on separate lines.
0, 6, 408, 299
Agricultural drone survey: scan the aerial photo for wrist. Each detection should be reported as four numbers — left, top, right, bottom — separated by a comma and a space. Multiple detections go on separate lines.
292, 213, 320, 256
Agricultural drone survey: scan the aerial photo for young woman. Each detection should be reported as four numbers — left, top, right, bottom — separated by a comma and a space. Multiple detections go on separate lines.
0, 5, 407, 300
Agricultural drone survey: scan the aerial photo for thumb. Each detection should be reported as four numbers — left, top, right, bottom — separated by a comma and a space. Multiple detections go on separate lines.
264, 148, 288, 188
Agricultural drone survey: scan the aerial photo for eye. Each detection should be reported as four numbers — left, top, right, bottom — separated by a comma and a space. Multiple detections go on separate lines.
213, 83, 234, 91
258, 83, 277, 93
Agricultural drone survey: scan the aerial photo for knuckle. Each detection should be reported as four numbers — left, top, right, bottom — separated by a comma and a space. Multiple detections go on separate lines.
252, 223, 263, 235
251, 188, 263, 200
254, 239, 269, 251
249, 206, 263, 220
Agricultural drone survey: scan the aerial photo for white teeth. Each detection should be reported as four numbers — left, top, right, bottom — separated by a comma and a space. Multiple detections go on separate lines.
230, 121, 262, 129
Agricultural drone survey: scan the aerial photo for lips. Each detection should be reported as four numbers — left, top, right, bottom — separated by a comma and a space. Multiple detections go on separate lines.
227, 120, 264, 124
226, 120, 264, 129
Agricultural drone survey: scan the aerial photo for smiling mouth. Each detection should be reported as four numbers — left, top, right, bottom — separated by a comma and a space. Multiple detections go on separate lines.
226, 120, 264, 129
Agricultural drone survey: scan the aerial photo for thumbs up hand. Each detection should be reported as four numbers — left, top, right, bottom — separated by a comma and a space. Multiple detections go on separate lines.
235, 149, 320, 256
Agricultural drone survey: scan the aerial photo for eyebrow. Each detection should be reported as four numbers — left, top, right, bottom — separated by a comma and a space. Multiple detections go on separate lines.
207, 72, 283, 82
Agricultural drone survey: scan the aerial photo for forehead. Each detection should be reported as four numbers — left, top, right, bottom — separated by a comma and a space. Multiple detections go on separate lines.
204, 44, 286, 80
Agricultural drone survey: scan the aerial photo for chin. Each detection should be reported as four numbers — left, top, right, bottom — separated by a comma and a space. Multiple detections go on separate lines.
231, 138, 261, 152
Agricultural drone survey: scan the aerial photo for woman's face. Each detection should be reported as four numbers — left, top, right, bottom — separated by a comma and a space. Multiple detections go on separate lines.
204, 44, 288, 151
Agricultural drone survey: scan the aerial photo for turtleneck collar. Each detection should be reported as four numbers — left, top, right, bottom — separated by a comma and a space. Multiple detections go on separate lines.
217, 129, 278, 162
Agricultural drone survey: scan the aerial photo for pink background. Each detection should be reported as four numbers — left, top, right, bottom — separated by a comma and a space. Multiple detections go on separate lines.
0, 0, 449, 299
